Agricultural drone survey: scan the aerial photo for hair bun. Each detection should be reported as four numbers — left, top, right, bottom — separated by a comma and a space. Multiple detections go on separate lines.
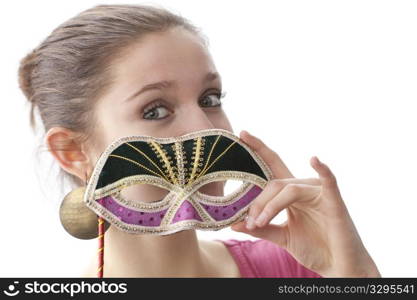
18, 49, 38, 102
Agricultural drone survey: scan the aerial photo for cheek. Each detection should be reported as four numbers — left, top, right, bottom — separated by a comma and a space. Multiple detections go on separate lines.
94, 109, 139, 147
211, 110, 233, 133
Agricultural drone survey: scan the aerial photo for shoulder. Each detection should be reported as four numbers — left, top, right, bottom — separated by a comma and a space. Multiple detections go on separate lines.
216, 238, 321, 278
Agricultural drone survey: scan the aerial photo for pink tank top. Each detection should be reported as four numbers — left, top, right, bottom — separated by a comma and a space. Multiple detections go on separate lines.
216, 238, 322, 278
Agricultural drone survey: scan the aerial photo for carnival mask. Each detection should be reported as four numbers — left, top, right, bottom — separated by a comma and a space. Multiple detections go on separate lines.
82, 128, 273, 236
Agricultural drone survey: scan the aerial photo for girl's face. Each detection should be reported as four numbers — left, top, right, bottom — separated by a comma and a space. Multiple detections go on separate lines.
91, 27, 233, 203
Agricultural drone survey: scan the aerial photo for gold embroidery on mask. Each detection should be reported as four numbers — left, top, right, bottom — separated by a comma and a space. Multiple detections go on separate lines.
149, 140, 178, 185
84, 128, 274, 235
125, 142, 170, 182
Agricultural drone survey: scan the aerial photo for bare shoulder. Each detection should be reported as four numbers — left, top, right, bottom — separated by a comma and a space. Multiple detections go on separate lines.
199, 239, 241, 278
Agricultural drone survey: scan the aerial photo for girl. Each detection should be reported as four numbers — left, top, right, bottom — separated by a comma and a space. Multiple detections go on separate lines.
18, 4, 380, 278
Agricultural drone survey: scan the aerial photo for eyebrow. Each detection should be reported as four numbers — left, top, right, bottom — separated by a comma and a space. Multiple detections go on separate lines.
123, 71, 220, 103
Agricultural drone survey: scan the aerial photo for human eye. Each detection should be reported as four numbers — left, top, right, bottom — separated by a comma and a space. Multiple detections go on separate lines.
199, 90, 227, 108
142, 100, 171, 120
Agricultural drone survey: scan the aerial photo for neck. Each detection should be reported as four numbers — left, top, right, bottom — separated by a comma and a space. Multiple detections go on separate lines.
93, 226, 212, 277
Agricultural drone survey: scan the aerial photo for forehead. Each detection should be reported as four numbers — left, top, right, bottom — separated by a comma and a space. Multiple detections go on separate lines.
112, 27, 216, 83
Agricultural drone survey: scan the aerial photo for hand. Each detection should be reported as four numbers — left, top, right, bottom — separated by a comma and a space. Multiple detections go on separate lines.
231, 130, 381, 277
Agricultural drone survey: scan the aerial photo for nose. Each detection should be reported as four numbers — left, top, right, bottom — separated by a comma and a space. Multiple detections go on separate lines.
175, 103, 216, 136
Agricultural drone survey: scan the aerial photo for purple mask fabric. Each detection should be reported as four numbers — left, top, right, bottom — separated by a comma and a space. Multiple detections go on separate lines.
84, 128, 273, 235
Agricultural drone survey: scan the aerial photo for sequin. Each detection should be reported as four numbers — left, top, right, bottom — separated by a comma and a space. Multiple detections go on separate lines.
84, 128, 273, 235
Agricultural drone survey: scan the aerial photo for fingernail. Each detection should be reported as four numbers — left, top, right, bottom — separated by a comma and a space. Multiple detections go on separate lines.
315, 156, 322, 164
246, 216, 256, 230
255, 212, 268, 226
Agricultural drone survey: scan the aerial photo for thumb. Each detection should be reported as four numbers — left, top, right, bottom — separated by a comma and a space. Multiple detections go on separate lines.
231, 220, 289, 250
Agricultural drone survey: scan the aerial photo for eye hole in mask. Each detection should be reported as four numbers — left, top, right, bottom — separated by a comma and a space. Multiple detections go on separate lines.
120, 180, 235, 203
84, 128, 274, 235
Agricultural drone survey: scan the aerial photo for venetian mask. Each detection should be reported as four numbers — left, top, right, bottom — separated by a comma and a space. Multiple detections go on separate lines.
83, 128, 273, 235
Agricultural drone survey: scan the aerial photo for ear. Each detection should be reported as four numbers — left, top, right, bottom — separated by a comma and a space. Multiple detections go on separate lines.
45, 127, 91, 181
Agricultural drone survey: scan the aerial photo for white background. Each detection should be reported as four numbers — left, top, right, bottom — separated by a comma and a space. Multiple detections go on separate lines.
1, 0, 416, 277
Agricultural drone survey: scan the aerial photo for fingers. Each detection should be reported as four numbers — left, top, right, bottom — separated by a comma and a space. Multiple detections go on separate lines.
231, 221, 290, 249
258, 184, 321, 226
248, 183, 321, 229
239, 130, 294, 179
246, 178, 321, 230
310, 156, 342, 199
